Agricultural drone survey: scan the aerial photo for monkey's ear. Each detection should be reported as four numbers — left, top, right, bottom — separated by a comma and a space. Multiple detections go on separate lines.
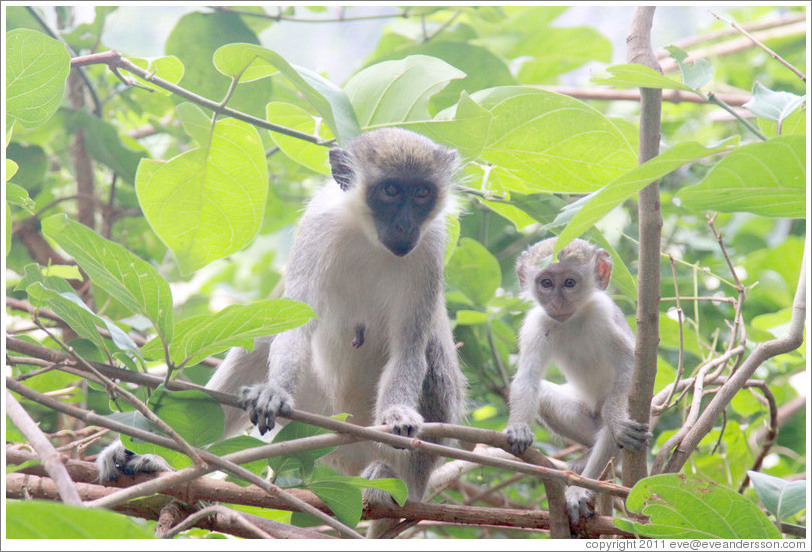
329, 148, 355, 191
595, 249, 612, 290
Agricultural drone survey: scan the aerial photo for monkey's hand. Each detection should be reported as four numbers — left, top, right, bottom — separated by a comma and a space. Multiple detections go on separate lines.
611, 418, 652, 451
565, 487, 596, 525
377, 405, 423, 439
504, 423, 534, 456
240, 383, 293, 435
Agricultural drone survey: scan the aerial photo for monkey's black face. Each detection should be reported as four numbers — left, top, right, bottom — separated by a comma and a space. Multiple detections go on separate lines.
367, 179, 438, 257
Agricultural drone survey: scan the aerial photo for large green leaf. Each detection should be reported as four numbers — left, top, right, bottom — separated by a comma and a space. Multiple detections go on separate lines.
676, 135, 806, 218
307, 475, 409, 528
266, 102, 333, 174
402, 91, 493, 161
213, 42, 360, 143
164, 10, 269, 118
41, 214, 173, 342
207, 436, 269, 484
135, 117, 268, 274
556, 139, 738, 251
26, 281, 141, 361
6, 500, 155, 538
147, 386, 225, 447
5, 29, 71, 128
615, 474, 782, 539
446, 238, 501, 306
748, 471, 807, 521
470, 86, 637, 193
141, 298, 315, 367
345, 55, 466, 127
368, 41, 516, 113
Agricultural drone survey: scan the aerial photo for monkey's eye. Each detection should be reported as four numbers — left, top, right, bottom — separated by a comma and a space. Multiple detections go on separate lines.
563, 278, 577, 288
414, 186, 430, 199
539, 278, 554, 289
383, 183, 400, 197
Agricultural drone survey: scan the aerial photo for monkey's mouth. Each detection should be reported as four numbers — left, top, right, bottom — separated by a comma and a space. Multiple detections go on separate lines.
386, 241, 416, 257
548, 312, 574, 323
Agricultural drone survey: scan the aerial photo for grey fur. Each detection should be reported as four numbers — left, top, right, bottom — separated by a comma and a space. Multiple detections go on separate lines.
505, 237, 650, 525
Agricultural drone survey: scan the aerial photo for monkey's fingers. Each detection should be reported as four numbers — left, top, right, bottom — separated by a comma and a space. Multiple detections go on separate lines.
378, 405, 424, 440
504, 423, 534, 456
615, 420, 652, 450
565, 487, 596, 526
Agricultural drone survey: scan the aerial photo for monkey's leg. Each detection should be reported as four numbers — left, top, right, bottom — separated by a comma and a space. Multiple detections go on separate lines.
206, 336, 272, 437
537, 381, 601, 448
565, 427, 619, 524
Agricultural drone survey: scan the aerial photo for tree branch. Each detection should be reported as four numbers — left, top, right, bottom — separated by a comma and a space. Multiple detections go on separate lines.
623, 5, 663, 488
5, 392, 82, 505
70, 51, 331, 145
664, 238, 807, 472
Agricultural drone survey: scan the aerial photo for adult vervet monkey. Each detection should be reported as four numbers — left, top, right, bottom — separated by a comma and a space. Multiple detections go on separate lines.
100, 128, 466, 538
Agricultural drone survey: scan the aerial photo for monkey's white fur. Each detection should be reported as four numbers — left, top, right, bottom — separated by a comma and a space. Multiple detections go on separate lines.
505, 238, 650, 526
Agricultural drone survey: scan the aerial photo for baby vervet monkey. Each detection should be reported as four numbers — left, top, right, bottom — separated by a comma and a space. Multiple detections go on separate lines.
504, 237, 651, 523
98, 128, 466, 539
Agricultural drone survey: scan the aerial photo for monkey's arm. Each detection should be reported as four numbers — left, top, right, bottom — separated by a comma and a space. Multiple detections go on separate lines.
240, 324, 313, 435
505, 307, 549, 455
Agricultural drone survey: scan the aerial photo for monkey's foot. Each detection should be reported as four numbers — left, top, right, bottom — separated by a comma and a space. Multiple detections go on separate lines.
613, 418, 652, 451
240, 383, 293, 435
361, 461, 401, 506
565, 487, 596, 525
378, 405, 423, 439
504, 423, 534, 456
96, 441, 171, 483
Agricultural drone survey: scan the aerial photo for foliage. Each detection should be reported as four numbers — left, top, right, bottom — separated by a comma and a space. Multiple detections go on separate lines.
4, 4, 807, 540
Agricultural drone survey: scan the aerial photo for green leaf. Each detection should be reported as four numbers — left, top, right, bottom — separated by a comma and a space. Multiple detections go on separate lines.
470, 86, 637, 193
665, 45, 713, 90
125, 55, 185, 95
142, 299, 315, 366
41, 214, 174, 342
266, 102, 333, 174
402, 91, 492, 161
557, 138, 738, 250
26, 281, 141, 361
446, 238, 501, 306
135, 117, 268, 274
515, 26, 613, 84
345, 55, 466, 127
748, 471, 807, 521
207, 436, 269, 484
6, 500, 155, 538
6, 182, 35, 212
307, 480, 364, 528
213, 43, 360, 143
6, 29, 71, 128
148, 386, 225, 447
677, 135, 806, 218
176, 102, 212, 148
591, 63, 696, 93
617, 473, 781, 539
269, 416, 343, 477
743, 81, 805, 123
455, 310, 489, 326
6, 158, 19, 181
368, 41, 516, 113
758, 106, 806, 137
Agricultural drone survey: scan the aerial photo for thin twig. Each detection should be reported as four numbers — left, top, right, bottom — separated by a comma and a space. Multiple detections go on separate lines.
710, 11, 806, 82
